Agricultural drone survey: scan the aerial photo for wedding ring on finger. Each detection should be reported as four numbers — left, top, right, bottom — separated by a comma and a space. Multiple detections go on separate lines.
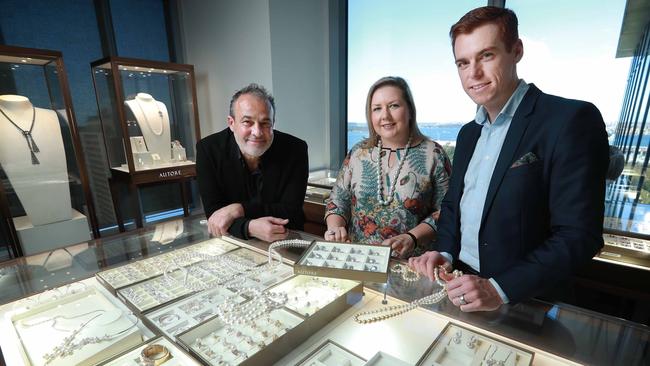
459, 294, 468, 306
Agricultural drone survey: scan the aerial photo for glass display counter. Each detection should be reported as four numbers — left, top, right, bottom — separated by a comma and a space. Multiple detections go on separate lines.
0, 215, 648, 365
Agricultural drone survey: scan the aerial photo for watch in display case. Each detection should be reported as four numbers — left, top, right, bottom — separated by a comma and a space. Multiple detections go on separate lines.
0, 45, 99, 258
98, 335, 201, 366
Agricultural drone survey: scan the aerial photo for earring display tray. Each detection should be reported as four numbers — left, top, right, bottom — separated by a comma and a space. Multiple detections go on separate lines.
178, 308, 303, 366
294, 241, 391, 283
10, 287, 144, 366
267, 275, 360, 317
229, 262, 294, 291
99, 335, 201, 365
145, 287, 247, 338
296, 340, 366, 366
416, 323, 534, 366
364, 351, 411, 366
96, 238, 239, 293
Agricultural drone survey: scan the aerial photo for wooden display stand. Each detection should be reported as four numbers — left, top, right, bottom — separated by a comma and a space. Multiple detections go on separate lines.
90, 57, 201, 232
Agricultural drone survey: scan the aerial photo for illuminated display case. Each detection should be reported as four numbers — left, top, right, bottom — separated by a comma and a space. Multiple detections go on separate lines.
90, 57, 201, 230
0, 45, 99, 258
0, 216, 648, 366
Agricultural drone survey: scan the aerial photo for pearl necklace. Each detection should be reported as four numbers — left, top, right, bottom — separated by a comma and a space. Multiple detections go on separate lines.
377, 136, 412, 206
135, 98, 164, 136
42, 313, 138, 365
353, 266, 462, 324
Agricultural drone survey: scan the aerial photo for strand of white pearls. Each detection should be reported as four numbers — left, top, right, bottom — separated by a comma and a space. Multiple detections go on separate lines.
353, 266, 462, 324
377, 136, 412, 206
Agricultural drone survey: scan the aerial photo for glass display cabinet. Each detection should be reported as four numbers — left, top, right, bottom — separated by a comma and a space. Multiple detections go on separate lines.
0, 45, 98, 258
0, 215, 648, 366
90, 57, 201, 231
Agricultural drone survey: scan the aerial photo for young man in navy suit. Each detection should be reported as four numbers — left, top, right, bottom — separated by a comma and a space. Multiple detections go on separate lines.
409, 6, 609, 311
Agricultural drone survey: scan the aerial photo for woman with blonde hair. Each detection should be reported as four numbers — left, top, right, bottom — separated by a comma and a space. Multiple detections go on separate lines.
324, 76, 451, 257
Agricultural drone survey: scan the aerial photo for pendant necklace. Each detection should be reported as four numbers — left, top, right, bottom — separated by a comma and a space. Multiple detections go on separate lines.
0, 106, 40, 164
135, 99, 164, 136
377, 136, 412, 206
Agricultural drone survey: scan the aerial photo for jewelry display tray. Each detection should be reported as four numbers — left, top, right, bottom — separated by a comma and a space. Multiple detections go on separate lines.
176, 275, 364, 366
294, 241, 391, 283
95, 238, 239, 294
98, 335, 201, 365
295, 339, 366, 366
416, 322, 534, 366
8, 287, 145, 366
115, 247, 268, 314
143, 263, 293, 338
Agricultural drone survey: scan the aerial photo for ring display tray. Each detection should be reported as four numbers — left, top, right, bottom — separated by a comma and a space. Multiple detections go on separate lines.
176, 274, 363, 366
10, 287, 143, 366
179, 308, 303, 366
144, 286, 247, 338
296, 339, 366, 366
416, 323, 534, 366
294, 241, 391, 283
96, 238, 239, 293
116, 247, 265, 314
364, 351, 411, 366
98, 335, 201, 365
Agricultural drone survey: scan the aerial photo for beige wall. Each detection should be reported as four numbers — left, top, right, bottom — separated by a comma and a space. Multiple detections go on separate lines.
178, 0, 333, 170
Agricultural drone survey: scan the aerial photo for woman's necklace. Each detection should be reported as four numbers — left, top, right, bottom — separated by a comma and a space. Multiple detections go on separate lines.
377, 136, 412, 206
0, 106, 40, 164
135, 99, 164, 136
353, 265, 462, 324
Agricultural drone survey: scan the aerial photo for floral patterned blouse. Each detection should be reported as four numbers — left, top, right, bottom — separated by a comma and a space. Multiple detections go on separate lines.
325, 138, 451, 255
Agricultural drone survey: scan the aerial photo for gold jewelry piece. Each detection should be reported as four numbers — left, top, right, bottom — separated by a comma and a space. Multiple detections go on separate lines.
141, 344, 171, 365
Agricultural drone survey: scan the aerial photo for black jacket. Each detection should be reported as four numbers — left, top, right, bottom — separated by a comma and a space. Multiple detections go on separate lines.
196, 127, 309, 239
436, 85, 608, 303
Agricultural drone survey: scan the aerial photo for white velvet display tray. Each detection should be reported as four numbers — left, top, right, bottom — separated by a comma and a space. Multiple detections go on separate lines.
267, 275, 360, 317
364, 351, 411, 366
296, 339, 366, 366
117, 247, 268, 313
96, 238, 239, 291
417, 323, 534, 366
99, 335, 201, 365
9, 287, 144, 366
294, 241, 391, 283
179, 308, 303, 365
230, 262, 294, 291
145, 287, 246, 338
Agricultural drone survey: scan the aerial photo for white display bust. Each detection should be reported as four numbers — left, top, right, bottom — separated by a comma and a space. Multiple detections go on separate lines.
124, 93, 171, 166
0, 94, 72, 226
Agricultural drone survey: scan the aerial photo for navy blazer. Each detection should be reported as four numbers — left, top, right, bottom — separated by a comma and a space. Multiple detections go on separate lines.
436, 84, 609, 303
196, 128, 309, 239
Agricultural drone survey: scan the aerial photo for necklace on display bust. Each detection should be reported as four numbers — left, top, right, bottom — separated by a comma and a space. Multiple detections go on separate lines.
0, 105, 40, 164
377, 136, 412, 206
135, 97, 164, 136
